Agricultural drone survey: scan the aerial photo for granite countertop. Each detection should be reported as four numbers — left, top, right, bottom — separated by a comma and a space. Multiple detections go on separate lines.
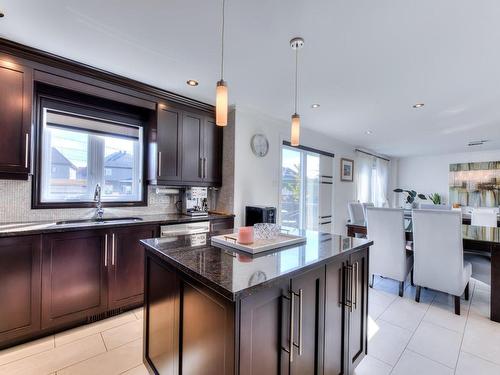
141, 230, 373, 301
0, 213, 234, 238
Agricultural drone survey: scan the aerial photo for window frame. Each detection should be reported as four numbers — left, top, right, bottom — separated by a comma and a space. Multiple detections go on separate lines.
32, 90, 148, 209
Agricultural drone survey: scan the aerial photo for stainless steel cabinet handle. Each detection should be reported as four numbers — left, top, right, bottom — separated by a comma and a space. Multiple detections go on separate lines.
204, 157, 207, 179
112, 233, 116, 266
289, 291, 295, 363
104, 234, 108, 267
297, 289, 303, 356
199, 157, 203, 178
353, 261, 359, 310
338, 267, 343, 307
158, 151, 162, 177
25, 133, 29, 168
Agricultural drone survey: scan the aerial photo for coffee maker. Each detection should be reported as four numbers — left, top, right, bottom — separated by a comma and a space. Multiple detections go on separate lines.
182, 187, 209, 217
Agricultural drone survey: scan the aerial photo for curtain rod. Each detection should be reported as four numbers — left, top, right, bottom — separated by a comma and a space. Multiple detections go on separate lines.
355, 149, 390, 162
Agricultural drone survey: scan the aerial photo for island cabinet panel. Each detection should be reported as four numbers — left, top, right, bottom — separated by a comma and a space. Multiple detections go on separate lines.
239, 280, 290, 375
0, 235, 41, 347
324, 255, 349, 375
348, 248, 368, 371
156, 106, 182, 182
41, 230, 109, 329
0, 56, 33, 178
145, 256, 180, 375
108, 225, 158, 309
289, 267, 325, 375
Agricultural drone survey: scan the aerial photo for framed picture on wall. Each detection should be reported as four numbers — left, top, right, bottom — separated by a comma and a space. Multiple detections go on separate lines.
340, 158, 354, 182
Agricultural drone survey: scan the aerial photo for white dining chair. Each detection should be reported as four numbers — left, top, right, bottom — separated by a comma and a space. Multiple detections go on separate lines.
418, 203, 451, 210
348, 202, 365, 223
412, 209, 472, 315
464, 253, 491, 285
366, 207, 413, 297
471, 208, 498, 227
362, 202, 374, 217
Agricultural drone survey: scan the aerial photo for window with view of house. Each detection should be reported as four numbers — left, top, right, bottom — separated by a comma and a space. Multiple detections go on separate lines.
38, 105, 144, 205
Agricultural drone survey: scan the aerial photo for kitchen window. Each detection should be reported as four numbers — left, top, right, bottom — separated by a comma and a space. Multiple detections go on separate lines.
36, 98, 145, 207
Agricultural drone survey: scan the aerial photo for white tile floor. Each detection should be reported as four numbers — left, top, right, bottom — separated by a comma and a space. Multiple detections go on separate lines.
0, 277, 499, 375
0, 309, 148, 375
355, 277, 500, 375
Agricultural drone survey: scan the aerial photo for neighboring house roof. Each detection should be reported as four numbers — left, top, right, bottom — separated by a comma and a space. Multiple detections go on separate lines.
52, 148, 77, 169
105, 151, 133, 168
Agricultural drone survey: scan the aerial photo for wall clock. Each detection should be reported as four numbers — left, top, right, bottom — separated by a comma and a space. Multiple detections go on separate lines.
250, 134, 269, 157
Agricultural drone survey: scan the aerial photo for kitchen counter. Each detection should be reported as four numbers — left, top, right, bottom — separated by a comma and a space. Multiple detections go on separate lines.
141, 230, 372, 300
0, 213, 234, 238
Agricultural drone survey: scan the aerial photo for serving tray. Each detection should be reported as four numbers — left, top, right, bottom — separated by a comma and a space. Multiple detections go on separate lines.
211, 232, 307, 254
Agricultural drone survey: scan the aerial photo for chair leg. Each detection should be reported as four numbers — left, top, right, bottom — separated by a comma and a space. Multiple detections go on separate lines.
399, 281, 404, 297
410, 269, 415, 286
464, 282, 470, 301
369, 274, 374, 288
415, 286, 421, 303
454, 296, 461, 315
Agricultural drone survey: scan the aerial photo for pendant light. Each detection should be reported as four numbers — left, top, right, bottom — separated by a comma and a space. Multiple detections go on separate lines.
216, 0, 228, 126
290, 37, 304, 146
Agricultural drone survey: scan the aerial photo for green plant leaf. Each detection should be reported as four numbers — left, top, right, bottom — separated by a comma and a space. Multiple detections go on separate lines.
418, 194, 427, 200
393, 188, 403, 193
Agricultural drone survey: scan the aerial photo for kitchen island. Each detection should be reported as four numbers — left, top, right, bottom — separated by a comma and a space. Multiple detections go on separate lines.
140, 230, 372, 375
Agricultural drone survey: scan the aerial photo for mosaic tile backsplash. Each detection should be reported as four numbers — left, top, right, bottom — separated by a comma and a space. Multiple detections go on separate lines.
0, 177, 180, 223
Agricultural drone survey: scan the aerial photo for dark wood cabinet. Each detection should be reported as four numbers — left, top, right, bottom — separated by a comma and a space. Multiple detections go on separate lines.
108, 225, 158, 309
0, 236, 41, 348
210, 217, 235, 234
0, 56, 33, 179
41, 230, 109, 329
203, 117, 223, 184
181, 112, 204, 183
157, 106, 182, 182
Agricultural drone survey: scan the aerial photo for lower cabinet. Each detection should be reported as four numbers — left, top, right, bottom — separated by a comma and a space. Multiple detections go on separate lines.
41, 230, 109, 329
108, 225, 158, 309
0, 236, 41, 348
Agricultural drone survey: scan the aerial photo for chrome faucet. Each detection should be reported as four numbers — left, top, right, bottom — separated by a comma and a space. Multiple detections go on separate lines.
93, 184, 104, 220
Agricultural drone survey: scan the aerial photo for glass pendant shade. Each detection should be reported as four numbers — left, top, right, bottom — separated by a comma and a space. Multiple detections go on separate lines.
216, 80, 228, 127
291, 113, 300, 146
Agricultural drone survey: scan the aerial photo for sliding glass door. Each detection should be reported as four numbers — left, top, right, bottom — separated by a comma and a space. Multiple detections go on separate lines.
280, 146, 320, 230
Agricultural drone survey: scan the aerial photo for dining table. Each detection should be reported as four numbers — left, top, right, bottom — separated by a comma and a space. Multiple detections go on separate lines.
346, 218, 500, 323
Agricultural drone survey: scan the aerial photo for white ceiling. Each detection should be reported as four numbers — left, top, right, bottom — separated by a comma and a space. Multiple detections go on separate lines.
1, 0, 500, 157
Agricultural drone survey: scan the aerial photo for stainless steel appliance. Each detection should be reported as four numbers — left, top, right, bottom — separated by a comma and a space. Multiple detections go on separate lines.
160, 221, 210, 246
182, 187, 208, 217
245, 206, 276, 226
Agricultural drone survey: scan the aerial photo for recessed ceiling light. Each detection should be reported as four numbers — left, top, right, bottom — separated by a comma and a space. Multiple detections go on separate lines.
365, 130, 373, 135
311, 104, 320, 108
413, 103, 425, 108
186, 79, 199, 86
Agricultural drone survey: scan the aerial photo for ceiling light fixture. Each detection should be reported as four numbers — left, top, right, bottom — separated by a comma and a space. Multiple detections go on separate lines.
215, 0, 228, 126
413, 103, 425, 108
290, 37, 304, 147
186, 79, 199, 86
311, 104, 320, 108
365, 130, 373, 135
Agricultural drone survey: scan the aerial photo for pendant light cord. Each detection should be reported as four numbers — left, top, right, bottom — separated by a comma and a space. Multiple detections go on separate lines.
294, 47, 298, 114
220, 0, 226, 80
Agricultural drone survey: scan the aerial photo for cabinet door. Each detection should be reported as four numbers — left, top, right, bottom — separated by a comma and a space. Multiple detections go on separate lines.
157, 106, 182, 182
0, 57, 32, 177
289, 267, 325, 375
203, 117, 222, 185
324, 256, 349, 375
239, 279, 290, 375
108, 225, 158, 309
181, 112, 203, 183
41, 230, 109, 329
0, 236, 41, 346
348, 248, 368, 372
210, 217, 234, 234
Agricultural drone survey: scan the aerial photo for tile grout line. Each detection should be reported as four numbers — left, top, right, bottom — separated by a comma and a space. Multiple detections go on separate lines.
100, 332, 109, 352
452, 281, 475, 374
388, 286, 436, 374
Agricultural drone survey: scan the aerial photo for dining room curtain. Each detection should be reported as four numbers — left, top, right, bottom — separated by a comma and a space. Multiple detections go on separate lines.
356, 151, 390, 207
374, 157, 390, 207
356, 152, 374, 204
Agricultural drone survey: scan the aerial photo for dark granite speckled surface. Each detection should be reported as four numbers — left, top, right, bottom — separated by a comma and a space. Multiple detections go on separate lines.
141, 230, 373, 300
0, 213, 234, 238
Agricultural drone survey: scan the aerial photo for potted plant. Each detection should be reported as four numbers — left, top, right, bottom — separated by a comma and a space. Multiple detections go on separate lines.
393, 188, 427, 209
428, 193, 441, 205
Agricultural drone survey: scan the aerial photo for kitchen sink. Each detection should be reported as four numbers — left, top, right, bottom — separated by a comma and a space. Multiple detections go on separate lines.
55, 217, 143, 225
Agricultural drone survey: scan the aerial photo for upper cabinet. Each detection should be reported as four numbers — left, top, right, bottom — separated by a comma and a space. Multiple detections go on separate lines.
0, 56, 33, 179
154, 105, 222, 187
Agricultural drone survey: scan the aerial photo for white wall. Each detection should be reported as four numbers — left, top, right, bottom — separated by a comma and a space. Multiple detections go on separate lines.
396, 149, 500, 205
231, 106, 357, 235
